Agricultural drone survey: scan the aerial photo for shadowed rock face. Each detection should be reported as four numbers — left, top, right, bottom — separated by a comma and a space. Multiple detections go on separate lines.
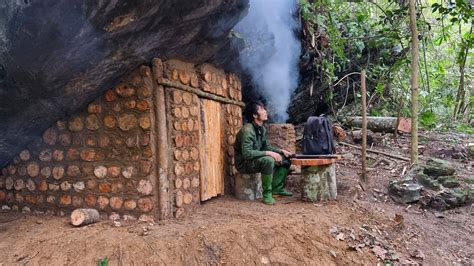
0, 0, 248, 166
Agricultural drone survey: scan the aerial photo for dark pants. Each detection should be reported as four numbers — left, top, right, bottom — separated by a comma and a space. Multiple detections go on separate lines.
237, 154, 291, 175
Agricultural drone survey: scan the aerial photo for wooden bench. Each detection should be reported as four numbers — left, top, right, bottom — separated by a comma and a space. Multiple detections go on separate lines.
291, 155, 342, 202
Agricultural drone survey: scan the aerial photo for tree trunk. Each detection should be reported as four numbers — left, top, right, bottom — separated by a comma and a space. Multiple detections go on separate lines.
71, 208, 100, 226
347, 116, 411, 133
361, 70, 368, 184
409, 0, 419, 164
453, 25, 472, 119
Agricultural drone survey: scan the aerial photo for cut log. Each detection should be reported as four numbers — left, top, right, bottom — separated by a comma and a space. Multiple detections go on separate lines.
234, 173, 262, 200
71, 208, 100, 226
346, 116, 411, 133
301, 164, 337, 201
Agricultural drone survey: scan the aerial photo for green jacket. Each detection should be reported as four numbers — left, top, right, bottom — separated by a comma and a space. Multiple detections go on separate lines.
234, 122, 280, 164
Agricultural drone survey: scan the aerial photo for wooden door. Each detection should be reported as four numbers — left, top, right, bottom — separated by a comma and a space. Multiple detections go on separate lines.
199, 99, 224, 201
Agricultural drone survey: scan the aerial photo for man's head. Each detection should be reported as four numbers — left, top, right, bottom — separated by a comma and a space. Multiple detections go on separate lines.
244, 101, 268, 124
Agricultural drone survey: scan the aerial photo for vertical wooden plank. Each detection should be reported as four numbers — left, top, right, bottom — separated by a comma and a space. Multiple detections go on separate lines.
199, 99, 224, 201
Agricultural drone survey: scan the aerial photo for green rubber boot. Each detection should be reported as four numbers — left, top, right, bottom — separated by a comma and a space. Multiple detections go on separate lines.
262, 174, 276, 205
272, 167, 293, 197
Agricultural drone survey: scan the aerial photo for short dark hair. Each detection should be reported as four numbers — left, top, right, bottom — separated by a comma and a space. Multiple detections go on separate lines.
244, 101, 265, 122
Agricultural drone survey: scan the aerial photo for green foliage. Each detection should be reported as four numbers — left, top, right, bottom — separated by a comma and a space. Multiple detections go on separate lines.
300, 0, 472, 132
97, 257, 108, 266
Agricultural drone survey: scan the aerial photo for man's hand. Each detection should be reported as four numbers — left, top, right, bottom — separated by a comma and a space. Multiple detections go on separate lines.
265, 151, 282, 163
280, 149, 293, 158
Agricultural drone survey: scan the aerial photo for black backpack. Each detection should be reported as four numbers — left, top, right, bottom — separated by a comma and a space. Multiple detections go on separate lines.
303, 116, 335, 155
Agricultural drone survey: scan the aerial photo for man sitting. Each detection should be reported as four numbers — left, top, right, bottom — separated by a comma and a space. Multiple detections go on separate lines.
234, 101, 293, 205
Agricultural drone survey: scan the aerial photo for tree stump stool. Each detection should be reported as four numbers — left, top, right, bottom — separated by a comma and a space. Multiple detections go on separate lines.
291, 156, 341, 202
234, 173, 263, 200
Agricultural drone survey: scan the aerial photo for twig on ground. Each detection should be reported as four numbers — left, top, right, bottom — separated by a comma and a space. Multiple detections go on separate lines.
339, 142, 410, 162
143, 237, 166, 264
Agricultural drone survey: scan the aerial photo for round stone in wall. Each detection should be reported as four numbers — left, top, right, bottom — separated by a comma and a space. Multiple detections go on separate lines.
59, 132, 72, 146
7, 165, 16, 175
137, 179, 153, 195
73, 181, 85, 192
107, 166, 121, 177
52, 166, 65, 180
85, 194, 96, 207
103, 115, 116, 128
118, 114, 137, 131
17, 166, 26, 176
115, 85, 135, 97
97, 196, 109, 209
138, 198, 153, 212
72, 196, 83, 207
60, 181, 71, 191
176, 190, 183, 207
46, 195, 56, 204
175, 178, 182, 189
80, 149, 96, 162
56, 120, 67, 130
27, 162, 40, 177
68, 117, 84, 132
5, 177, 13, 190
87, 103, 102, 114
183, 193, 193, 205
19, 150, 30, 161
40, 167, 51, 178
43, 127, 57, 145
183, 178, 191, 190
37, 180, 48, 191
60, 195, 72, 206
124, 99, 136, 109
191, 177, 200, 188
26, 179, 35, 191
86, 115, 100, 130
123, 199, 137, 210
122, 166, 137, 179
94, 166, 107, 179
136, 100, 149, 111
182, 92, 193, 105
39, 149, 52, 162
181, 107, 189, 118
139, 116, 151, 130
14, 179, 25, 190
109, 197, 123, 210
67, 165, 81, 177
52, 149, 64, 161
172, 90, 182, 104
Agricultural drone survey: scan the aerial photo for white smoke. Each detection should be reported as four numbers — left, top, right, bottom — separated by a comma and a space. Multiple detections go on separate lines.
235, 0, 301, 122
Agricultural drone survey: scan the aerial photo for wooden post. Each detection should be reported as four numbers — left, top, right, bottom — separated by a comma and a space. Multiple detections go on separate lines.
409, 0, 419, 164
361, 70, 368, 184
152, 58, 171, 220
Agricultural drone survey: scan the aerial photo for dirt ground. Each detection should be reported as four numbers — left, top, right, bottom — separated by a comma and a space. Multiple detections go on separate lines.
0, 130, 472, 265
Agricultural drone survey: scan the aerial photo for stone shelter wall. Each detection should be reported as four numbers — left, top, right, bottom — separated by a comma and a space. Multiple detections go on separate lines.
0, 58, 243, 220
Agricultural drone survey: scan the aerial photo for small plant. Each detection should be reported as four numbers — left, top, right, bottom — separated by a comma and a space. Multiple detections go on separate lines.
97, 257, 108, 266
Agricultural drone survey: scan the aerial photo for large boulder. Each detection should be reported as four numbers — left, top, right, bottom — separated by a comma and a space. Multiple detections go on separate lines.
423, 158, 456, 177
0, 0, 248, 167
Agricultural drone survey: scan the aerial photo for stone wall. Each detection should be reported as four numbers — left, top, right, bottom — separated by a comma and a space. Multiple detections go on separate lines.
0, 58, 243, 220
156, 59, 242, 218
266, 124, 296, 154
0, 67, 157, 220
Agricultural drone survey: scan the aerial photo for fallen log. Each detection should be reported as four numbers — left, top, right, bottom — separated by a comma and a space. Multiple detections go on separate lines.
71, 208, 100, 226
339, 142, 410, 162
346, 116, 411, 133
